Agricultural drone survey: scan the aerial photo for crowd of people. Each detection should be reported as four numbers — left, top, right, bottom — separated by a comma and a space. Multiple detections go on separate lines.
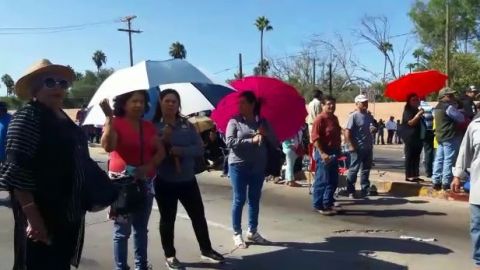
2, 59, 480, 269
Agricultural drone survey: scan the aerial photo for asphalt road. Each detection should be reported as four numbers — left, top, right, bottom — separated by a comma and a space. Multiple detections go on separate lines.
0, 146, 473, 270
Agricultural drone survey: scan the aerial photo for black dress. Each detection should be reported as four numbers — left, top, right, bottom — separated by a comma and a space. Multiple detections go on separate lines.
401, 107, 424, 179
0, 101, 87, 269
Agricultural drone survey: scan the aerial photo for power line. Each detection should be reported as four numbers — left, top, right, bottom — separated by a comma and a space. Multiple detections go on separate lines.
212, 31, 417, 76
0, 19, 119, 35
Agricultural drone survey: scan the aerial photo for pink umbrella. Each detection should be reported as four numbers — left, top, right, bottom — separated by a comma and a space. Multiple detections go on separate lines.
211, 76, 307, 142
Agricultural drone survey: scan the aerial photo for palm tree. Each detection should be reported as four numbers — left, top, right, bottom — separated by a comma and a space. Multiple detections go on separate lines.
406, 63, 417, 73
92, 50, 107, 73
255, 16, 273, 75
253, 59, 270, 76
412, 48, 425, 65
1, 74, 14, 96
169, 42, 187, 59
379, 42, 393, 82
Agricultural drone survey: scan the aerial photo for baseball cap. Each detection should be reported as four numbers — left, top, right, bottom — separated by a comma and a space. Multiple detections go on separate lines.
354, 94, 369, 103
438, 87, 456, 99
468, 85, 478, 92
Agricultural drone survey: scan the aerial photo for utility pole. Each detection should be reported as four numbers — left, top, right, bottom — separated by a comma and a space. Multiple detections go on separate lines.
118, 15, 142, 66
328, 63, 333, 96
312, 58, 316, 87
238, 53, 243, 79
445, 0, 450, 86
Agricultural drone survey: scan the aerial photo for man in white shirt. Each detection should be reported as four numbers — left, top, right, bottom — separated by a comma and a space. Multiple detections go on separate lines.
385, 116, 396, 144
452, 117, 480, 269
307, 90, 323, 138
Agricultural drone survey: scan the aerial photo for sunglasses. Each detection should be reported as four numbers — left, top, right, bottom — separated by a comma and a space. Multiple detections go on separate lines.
43, 78, 70, 89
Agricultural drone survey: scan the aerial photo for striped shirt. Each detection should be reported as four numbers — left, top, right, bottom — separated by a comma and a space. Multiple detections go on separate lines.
0, 101, 86, 267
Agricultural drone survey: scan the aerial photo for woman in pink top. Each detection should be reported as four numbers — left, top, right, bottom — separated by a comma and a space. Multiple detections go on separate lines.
100, 90, 165, 270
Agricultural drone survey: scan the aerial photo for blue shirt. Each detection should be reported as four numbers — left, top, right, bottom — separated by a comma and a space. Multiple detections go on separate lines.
0, 113, 12, 161
345, 110, 374, 150
155, 118, 204, 183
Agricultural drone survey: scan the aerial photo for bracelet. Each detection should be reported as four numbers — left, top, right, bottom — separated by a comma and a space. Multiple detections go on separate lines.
21, 202, 35, 210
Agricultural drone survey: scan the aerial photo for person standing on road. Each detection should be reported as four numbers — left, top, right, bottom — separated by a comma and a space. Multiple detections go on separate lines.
386, 116, 396, 144
395, 120, 402, 144
432, 87, 465, 191
0, 59, 87, 269
100, 90, 166, 270
460, 85, 478, 120
420, 100, 435, 178
307, 90, 323, 138
401, 94, 425, 182
451, 117, 480, 270
371, 119, 379, 145
377, 119, 385, 145
153, 89, 225, 269
0, 102, 12, 164
226, 91, 278, 249
311, 96, 342, 215
282, 131, 302, 187
344, 94, 375, 198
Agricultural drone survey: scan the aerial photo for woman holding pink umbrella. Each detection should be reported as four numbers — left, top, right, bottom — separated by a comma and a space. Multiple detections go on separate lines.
225, 91, 278, 248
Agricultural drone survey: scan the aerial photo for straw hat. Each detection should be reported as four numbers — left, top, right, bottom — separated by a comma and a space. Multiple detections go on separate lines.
15, 59, 75, 100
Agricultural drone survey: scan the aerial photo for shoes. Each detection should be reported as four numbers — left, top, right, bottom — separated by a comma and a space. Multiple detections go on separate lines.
348, 193, 356, 199
442, 184, 450, 191
316, 208, 337, 216
233, 234, 247, 249
165, 257, 185, 270
433, 183, 442, 191
406, 178, 420, 183
286, 181, 301, 187
201, 249, 225, 263
246, 231, 271, 244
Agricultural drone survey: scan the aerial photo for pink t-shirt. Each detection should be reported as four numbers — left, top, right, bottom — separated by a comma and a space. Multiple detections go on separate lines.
108, 117, 157, 177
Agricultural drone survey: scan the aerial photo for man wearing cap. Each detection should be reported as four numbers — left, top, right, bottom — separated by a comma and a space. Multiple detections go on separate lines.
432, 87, 466, 190
461, 85, 478, 120
344, 94, 376, 198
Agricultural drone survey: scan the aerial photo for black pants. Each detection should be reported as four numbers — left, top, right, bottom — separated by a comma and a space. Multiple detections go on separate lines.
387, 130, 394, 144
377, 131, 385, 144
423, 130, 435, 177
154, 178, 212, 258
12, 197, 80, 270
404, 141, 423, 179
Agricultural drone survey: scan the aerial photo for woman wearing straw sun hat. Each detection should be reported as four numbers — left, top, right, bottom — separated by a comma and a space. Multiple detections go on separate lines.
0, 59, 88, 269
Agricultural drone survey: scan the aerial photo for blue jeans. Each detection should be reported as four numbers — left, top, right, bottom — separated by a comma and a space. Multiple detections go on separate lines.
229, 163, 265, 235
471, 204, 480, 266
312, 150, 339, 210
346, 148, 372, 193
283, 148, 297, 181
432, 137, 461, 185
113, 194, 154, 270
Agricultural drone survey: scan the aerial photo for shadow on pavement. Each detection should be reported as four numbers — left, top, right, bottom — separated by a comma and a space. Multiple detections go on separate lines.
338, 197, 429, 206
339, 209, 446, 218
236, 236, 452, 270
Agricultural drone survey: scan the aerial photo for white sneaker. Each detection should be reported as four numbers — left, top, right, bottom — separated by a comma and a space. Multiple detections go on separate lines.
246, 231, 271, 244
233, 234, 247, 249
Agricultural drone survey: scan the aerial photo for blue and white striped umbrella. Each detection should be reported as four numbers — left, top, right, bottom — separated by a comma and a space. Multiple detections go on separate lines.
145, 82, 235, 120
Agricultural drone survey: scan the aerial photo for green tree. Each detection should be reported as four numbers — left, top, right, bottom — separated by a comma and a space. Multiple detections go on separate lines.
68, 68, 114, 107
169, 42, 187, 59
379, 42, 393, 81
1, 74, 15, 96
409, 0, 480, 52
92, 50, 107, 73
412, 48, 426, 65
406, 63, 417, 73
255, 16, 273, 75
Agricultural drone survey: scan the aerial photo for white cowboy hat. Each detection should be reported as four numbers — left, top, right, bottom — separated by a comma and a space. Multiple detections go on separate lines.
15, 59, 75, 100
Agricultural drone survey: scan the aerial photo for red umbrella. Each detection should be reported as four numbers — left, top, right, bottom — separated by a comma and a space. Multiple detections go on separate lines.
211, 76, 307, 142
385, 70, 448, 101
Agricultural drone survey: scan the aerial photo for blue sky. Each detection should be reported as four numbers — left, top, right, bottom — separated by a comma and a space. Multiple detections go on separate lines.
0, 0, 417, 96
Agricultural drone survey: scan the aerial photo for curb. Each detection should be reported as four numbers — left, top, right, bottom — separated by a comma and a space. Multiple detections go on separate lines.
370, 179, 469, 202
